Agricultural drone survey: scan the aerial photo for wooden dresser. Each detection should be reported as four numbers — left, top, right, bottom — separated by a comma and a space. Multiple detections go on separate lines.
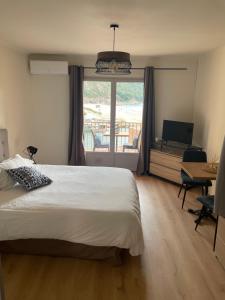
215, 216, 225, 269
149, 147, 183, 184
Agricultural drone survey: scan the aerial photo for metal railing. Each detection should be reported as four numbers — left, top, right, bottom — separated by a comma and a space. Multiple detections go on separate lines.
83, 120, 141, 151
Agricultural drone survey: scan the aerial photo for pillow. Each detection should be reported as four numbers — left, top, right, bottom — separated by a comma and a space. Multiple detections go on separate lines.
0, 168, 16, 190
7, 167, 52, 191
0, 154, 34, 170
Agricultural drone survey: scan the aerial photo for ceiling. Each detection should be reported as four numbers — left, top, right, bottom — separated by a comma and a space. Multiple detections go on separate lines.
0, 0, 225, 56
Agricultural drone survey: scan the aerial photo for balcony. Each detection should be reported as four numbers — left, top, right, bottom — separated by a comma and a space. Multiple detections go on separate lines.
83, 120, 142, 152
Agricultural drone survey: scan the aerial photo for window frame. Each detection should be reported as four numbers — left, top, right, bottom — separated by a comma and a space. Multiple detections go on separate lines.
83, 77, 144, 153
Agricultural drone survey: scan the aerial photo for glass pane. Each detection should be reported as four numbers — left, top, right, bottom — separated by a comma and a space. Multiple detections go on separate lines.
83, 81, 111, 152
115, 82, 144, 153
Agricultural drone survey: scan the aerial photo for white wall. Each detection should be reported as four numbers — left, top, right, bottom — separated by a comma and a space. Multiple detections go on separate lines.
194, 45, 225, 161
0, 49, 198, 164
153, 56, 197, 138
0, 44, 30, 156
1, 44, 224, 166
67, 54, 197, 138
0, 47, 69, 164
29, 75, 69, 164
29, 54, 197, 164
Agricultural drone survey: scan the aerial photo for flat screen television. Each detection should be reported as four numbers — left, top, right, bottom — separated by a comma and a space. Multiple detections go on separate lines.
162, 120, 194, 145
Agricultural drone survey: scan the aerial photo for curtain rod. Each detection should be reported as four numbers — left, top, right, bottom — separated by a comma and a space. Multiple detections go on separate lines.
83, 67, 187, 71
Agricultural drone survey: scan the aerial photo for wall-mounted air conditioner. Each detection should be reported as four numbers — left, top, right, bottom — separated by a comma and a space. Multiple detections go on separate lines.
29, 60, 68, 75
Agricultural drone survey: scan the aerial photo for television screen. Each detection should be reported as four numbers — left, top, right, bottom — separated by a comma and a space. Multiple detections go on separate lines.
162, 120, 194, 145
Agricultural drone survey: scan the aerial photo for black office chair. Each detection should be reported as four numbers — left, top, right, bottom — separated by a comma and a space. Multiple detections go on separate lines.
195, 195, 218, 250
178, 149, 212, 209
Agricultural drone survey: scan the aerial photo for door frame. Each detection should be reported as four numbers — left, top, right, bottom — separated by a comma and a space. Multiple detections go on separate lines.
84, 77, 144, 171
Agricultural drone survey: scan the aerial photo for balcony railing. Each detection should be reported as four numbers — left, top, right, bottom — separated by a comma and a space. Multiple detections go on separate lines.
83, 120, 142, 152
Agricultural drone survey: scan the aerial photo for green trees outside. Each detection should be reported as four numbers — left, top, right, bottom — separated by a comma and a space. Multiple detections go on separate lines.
84, 81, 143, 104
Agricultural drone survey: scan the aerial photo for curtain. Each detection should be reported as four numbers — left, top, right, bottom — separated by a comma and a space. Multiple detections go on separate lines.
137, 66, 155, 175
68, 65, 85, 166
215, 136, 225, 217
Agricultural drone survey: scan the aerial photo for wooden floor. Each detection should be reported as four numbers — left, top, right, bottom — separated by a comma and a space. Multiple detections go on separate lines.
2, 176, 225, 300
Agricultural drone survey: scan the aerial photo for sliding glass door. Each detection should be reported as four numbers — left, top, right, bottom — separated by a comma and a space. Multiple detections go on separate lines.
83, 79, 144, 170
83, 81, 111, 152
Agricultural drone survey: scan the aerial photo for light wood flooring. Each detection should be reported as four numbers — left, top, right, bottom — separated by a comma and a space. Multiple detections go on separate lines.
2, 176, 225, 300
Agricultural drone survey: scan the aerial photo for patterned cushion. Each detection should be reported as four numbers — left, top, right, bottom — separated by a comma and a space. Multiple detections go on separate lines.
7, 166, 52, 191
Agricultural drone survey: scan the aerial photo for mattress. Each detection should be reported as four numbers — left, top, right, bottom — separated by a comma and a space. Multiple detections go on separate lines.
0, 165, 144, 256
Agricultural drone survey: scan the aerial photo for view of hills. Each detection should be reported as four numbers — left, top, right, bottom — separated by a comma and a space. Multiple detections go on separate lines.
84, 81, 144, 104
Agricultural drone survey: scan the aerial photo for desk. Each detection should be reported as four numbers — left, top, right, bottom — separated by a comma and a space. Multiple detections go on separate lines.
181, 162, 218, 180
103, 132, 129, 150
181, 162, 218, 215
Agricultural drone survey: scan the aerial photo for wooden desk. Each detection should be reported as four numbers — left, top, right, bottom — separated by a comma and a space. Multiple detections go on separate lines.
181, 162, 218, 180
181, 162, 218, 216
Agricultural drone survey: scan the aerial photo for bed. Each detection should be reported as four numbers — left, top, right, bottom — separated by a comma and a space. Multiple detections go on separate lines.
0, 131, 144, 262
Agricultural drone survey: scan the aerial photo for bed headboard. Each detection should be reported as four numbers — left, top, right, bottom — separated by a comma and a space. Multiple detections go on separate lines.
0, 129, 9, 162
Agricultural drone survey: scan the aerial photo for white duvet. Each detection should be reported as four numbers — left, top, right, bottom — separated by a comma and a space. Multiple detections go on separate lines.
0, 165, 144, 256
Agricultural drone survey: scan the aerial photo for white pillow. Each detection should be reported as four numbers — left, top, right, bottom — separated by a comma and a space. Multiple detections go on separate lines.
0, 168, 16, 190
0, 154, 34, 190
0, 154, 34, 170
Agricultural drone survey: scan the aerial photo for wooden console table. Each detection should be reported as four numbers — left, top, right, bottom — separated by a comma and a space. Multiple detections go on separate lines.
149, 148, 183, 184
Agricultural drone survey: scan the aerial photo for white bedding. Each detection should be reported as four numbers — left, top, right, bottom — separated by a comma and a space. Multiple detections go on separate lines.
0, 165, 144, 256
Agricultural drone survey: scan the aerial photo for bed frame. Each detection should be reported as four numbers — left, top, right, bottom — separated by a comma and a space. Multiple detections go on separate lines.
0, 129, 124, 264
0, 240, 124, 264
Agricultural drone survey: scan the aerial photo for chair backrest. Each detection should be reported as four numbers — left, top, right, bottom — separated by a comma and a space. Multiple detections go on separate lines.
94, 135, 102, 147
183, 149, 207, 162
133, 136, 139, 148
83, 126, 94, 151
133, 131, 141, 148
90, 129, 102, 147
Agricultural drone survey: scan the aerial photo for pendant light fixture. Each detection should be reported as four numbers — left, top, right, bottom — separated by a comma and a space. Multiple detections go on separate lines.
96, 24, 132, 75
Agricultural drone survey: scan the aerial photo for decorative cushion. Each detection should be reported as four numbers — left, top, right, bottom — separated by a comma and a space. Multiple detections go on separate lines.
7, 166, 52, 191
